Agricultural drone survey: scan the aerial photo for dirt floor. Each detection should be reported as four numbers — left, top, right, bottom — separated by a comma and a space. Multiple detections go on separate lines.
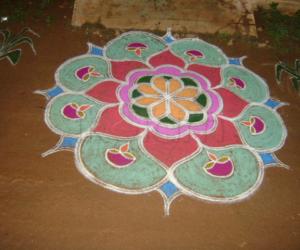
0, 2, 300, 250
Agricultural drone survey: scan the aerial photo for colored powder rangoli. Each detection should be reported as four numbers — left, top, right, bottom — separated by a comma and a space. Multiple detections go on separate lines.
37, 31, 288, 215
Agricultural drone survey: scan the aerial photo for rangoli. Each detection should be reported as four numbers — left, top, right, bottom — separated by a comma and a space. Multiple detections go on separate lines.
37, 30, 288, 215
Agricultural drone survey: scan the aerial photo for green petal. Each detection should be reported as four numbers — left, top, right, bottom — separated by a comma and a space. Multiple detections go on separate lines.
104, 32, 166, 62
174, 147, 262, 200
78, 134, 167, 191
46, 94, 102, 136
222, 65, 269, 103
57, 55, 109, 92
235, 105, 286, 151
170, 39, 227, 66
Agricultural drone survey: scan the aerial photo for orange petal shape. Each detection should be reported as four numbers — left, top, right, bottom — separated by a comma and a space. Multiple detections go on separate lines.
91, 71, 101, 77
135, 48, 142, 56
170, 101, 186, 122
241, 120, 252, 126
135, 97, 161, 106
152, 101, 166, 119
137, 84, 160, 96
169, 79, 182, 93
175, 99, 202, 112
120, 143, 129, 152
153, 77, 167, 93
207, 152, 218, 161
175, 87, 199, 98
79, 104, 92, 112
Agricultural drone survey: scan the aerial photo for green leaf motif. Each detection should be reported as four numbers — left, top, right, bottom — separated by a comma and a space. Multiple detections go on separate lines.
6, 49, 21, 65
181, 77, 198, 87
196, 94, 207, 107
131, 89, 143, 98
160, 116, 176, 124
132, 104, 149, 118
137, 75, 152, 84
188, 113, 204, 123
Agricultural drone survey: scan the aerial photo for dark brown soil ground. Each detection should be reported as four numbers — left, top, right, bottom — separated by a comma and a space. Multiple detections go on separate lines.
0, 2, 300, 250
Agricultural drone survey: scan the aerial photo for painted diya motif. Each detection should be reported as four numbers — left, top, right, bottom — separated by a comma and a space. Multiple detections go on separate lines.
185, 49, 204, 62
38, 30, 288, 215
229, 77, 246, 89
127, 42, 148, 56
62, 103, 92, 120
105, 143, 136, 168
203, 152, 234, 178
75, 65, 101, 82
241, 116, 266, 135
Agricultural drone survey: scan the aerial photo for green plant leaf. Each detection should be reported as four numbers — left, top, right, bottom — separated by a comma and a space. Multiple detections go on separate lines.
275, 63, 284, 83
295, 59, 300, 73
0, 29, 11, 44
0, 54, 7, 61
9, 36, 36, 54
292, 77, 300, 92
6, 49, 21, 65
8, 27, 39, 46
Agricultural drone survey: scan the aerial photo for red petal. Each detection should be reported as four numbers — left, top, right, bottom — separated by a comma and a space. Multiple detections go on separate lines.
195, 117, 242, 147
143, 132, 200, 168
149, 49, 185, 68
215, 88, 248, 118
187, 64, 221, 87
110, 61, 149, 81
86, 80, 120, 104
94, 106, 144, 137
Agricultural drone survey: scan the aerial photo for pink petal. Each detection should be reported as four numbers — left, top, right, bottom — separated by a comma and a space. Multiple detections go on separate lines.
149, 49, 185, 68
143, 132, 200, 168
215, 88, 248, 118
110, 61, 149, 81
93, 106, 144, 137
195, 117, 242, 147
187, 64, 222, 87
86, 80, 120, 103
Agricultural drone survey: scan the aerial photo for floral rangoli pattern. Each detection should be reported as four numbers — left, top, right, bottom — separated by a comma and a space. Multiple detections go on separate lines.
37, 31, 288, 215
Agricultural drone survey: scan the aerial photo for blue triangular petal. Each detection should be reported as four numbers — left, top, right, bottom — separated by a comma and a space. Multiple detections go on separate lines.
47, 86, 64, 98
228, 58, 241, 65
88, 43, 103, 56
160, 181, 179, 198
60, 137, 78, 149
264, 98, 283, 109
259, 152, 277, 165
163, 29, 176, 44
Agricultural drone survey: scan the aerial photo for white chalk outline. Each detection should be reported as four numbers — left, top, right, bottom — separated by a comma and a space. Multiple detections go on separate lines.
38, 29, 289, 215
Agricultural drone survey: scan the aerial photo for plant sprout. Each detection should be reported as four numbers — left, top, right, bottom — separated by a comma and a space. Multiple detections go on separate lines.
275, 59, 300, 92
0, 27, 39, 65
